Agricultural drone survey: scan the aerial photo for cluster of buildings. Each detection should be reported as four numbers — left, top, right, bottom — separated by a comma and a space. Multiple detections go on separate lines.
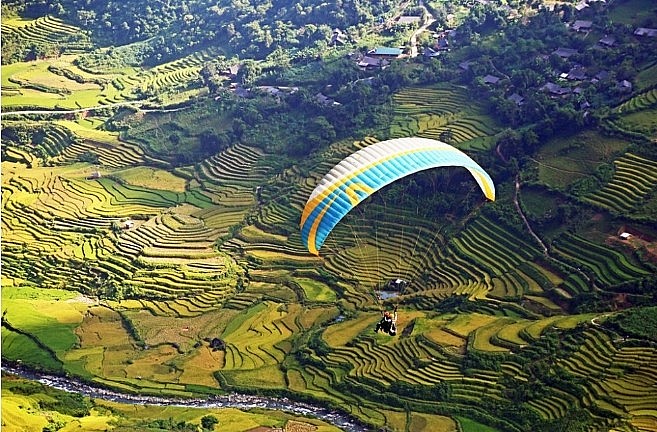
469, 18, 655, 108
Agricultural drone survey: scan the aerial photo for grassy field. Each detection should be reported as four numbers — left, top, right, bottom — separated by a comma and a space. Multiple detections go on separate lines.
608, 0, 657, 25
296, 277, 337, 302
112, 166, 188, 192
535, 130, 629, 189
456, 416, 502, 432
1, 287, 87, 356
615, 108, 657, 140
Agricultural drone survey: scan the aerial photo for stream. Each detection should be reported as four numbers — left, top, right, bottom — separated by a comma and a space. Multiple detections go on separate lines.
1, 365, 370, 432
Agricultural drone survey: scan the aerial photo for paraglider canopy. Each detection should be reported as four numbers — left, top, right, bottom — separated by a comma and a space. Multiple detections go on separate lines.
300, 137, 495, 255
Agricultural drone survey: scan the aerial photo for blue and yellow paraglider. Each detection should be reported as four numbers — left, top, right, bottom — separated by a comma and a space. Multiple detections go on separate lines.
300, 137, 495, 255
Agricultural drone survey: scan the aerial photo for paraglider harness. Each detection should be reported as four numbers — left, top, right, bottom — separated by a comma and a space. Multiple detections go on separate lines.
375, 306, 398, 336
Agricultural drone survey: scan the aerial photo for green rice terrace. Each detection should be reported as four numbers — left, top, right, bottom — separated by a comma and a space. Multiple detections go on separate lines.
2, 4, 657, 432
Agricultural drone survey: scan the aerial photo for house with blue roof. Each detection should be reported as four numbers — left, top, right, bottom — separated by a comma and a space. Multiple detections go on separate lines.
368, 47, 404, 58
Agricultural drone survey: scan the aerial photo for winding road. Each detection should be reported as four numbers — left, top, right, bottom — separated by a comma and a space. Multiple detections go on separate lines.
409, 1, 436, 58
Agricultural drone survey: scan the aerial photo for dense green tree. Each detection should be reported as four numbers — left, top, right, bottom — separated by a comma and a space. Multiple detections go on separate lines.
200, 415, 219, 430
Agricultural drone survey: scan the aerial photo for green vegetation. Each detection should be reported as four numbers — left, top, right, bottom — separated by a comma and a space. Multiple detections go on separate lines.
457, 416, 502, 432
608, 306, 657, 341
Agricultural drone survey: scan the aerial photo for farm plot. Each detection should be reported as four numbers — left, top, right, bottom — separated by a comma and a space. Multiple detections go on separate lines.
390, 85, 500, 150
583, 153, 657, 213
197, 143, 270, 187
128, 49, 218, 96
551, 233, 652, 289
535, 130, 629, 190
1, 15, 92, 55
613, 107, 657, 142
220, 302, 295, 371
1, 120, 82, 163
1, 59, 121, 109
617, 89, 657, 114
1, 287, 87, 363
556, 328, 657, 423
53, 120, 145, 168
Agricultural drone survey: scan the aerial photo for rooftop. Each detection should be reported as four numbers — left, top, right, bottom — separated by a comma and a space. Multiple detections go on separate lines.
358, 56, 386, 67
542, 82, 571, 95
572, 20, 593, 31
483, 74, 501, 84
553, 47, 578, 58
397, 16, 421, 25
369, 47, 403, 56
598, 35, 616, 46
508, 93, 524, 105
634, 27, 657, 37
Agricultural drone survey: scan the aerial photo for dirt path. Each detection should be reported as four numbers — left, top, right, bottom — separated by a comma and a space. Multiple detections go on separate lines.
0, 101, 187, 118
529, 157, 589, 175
513, 175, 548, 254
409, 0, 435, 58
513, 174, 600, 290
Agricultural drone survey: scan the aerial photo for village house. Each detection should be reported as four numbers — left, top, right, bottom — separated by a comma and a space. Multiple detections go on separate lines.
553, 47, 578, 58
357, 55, 389, 70
435, 36, 450, 51
459, 60, 473, 71
508, 93, 524, 105
542, 82, 571, 96
257, 86, 298, 96
592, 70, 610, 83
574, 2, 589, 12
367, 47, 404, 58
258, 86, 282, 97
329, 28, 347, 46
572, 20, 593, 32
567, 67, 587, 81
617, 79, 633, 92
482, 74, 501, 85
423, 47, 441, 58
220, 64, 241, 79
634, 27, 657, 37
397, 16, 421, 25
598, 35, 616, 47
315, 92, 341, 106
233, 85, 251, 98
122, 220, 135, 230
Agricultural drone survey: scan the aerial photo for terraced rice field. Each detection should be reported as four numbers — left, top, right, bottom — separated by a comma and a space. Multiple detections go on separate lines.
2, 36, 215, 109
551, 233, 651, 290
3, 73, 657, 431
1, 16, 92, 54
390, 85, 499, 150
557, 329, 657, 423
128, 49, 219, 96
616, 89, 657, 113
583, 153, 657, 213
1, 159, 239, 303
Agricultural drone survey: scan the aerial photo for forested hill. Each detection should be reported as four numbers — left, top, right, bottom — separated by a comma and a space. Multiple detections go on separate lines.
12, 0, 398, 62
